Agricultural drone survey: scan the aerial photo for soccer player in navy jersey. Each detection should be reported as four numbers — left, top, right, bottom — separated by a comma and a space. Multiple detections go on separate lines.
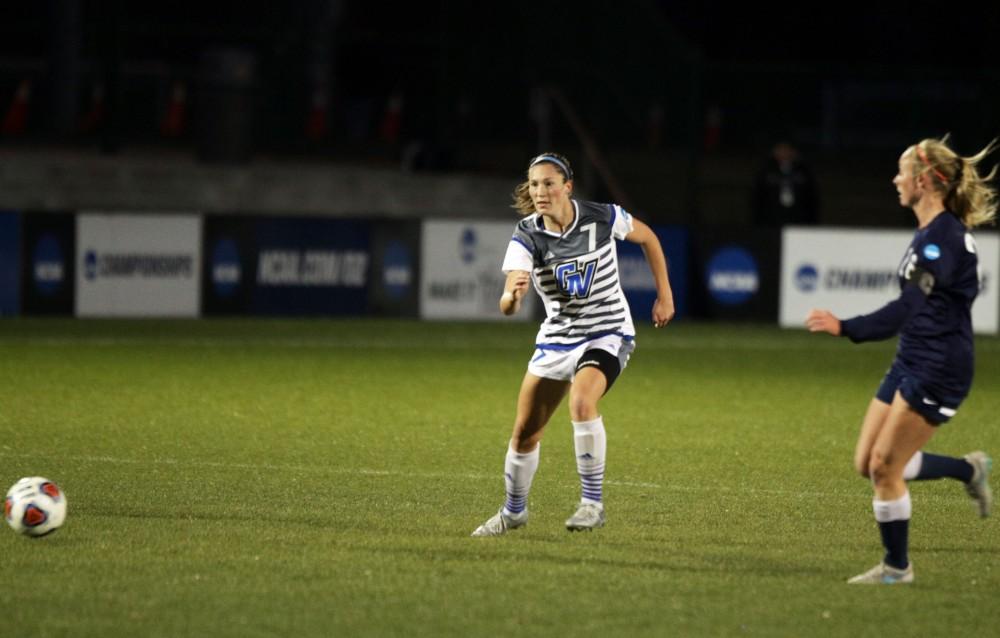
806, 136, 997, 584
472, 152, 675, 536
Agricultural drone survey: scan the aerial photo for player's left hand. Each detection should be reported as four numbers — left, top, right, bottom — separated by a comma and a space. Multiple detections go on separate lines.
652, 296, 675, 328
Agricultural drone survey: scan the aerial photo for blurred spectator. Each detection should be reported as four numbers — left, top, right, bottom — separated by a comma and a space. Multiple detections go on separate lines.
752, 141, 819, 226
1, 80, 32, 136
703, 104, 722, 151
80, 82, 106, 134
160, 81, 187, 138
379, 90, 403, 144
304, 86, 329, 142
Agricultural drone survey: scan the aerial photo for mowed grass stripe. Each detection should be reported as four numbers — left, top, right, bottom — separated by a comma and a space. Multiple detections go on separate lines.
0, 451, 981, 503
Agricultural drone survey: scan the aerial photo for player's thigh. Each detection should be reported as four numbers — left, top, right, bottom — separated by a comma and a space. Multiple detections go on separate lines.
567, 366, 607, 422
870, 391, 937, 477
857, 360, 906, 475
514, 372, 569, 437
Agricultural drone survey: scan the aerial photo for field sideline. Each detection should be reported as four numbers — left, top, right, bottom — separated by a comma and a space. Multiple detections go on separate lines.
1, 319, 998, 637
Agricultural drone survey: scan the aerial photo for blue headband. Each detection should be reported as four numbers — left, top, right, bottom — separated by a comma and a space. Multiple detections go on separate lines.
529, 154, 573, 180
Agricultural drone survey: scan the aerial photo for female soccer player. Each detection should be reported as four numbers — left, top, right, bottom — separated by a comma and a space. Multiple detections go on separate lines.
472, 152, 674, 536
806, 136, 996, 584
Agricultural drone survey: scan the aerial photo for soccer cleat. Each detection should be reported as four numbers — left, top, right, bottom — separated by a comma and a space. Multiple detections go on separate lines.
964, 451, 993, 518
471, 508, 527, 537
846, 561, 914, 585
565, 503, 605, 531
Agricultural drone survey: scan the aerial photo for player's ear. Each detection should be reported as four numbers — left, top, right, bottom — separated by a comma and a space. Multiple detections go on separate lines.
918, 171, 932, 189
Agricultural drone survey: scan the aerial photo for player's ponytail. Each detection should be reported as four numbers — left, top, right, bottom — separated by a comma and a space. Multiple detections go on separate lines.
950, 140, 998, 228
511, 181, 534, 215
913, 136, 998, 228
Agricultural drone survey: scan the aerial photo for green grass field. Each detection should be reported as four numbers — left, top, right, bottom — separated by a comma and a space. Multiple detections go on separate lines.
1, 319, 998, 637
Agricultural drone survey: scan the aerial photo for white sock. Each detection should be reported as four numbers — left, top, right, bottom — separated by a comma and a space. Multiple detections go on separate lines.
902, 451, 923, 481
502, 444, 539, 518
873, 491, 912, 522
572, 416, 606, 506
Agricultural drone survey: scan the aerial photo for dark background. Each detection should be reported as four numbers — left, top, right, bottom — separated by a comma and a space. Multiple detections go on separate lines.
1, 1, 998, 225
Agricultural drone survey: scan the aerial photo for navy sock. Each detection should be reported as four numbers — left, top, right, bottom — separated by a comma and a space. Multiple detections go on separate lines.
917, 453, 973, 482
878, 520, 910, 570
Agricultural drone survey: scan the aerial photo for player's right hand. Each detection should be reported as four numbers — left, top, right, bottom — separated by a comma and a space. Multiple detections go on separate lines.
507, 271, 530, 300
805, 309, 841, 336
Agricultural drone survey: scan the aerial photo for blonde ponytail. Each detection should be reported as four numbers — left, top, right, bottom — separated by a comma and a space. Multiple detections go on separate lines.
913, 136, 998, 228
951, 140, 998, 228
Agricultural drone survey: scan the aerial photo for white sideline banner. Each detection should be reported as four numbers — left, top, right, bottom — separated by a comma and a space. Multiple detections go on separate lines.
421, 220, 537, 320
76, 213, 202, 317
780, 227, 998, 334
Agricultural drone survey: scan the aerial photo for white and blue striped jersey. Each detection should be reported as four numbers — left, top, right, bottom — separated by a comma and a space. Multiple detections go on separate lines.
501, 199, 635, 347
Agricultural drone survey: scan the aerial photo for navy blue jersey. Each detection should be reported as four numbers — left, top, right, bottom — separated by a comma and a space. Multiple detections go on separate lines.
841, 211, 979, 394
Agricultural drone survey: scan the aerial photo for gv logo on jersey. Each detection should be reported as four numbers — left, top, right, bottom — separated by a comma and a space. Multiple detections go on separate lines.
555, 259, 598, 298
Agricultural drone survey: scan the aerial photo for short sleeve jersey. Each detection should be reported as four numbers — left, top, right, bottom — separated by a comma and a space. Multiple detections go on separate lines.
501, 199, 635, 347
894, 212, 980, 390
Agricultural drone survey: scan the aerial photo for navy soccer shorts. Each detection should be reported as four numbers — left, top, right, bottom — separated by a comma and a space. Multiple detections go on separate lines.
875, 361, 967, 425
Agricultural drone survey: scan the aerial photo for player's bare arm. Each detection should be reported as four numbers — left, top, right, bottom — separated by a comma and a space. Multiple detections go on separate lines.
500, 269, 531, 315
626, 219, 674, 328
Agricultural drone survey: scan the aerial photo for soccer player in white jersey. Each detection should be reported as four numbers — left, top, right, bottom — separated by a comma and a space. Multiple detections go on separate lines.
472, 152, 675, 536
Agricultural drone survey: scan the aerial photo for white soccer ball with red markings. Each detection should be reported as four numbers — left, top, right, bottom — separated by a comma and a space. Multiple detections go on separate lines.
4, 477, 67, 537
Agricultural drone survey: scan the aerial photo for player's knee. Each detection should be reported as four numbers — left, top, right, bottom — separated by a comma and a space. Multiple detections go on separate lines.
854, 454, 871, 478
511, 423, 543, 452
568, 394, 599, 422
867, 451, 897, 485
511, 433, 539, 453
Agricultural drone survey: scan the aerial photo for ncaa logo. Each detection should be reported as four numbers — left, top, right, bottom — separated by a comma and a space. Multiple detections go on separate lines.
211, 238, 242, 298
706, 246, 759, 305
382, 240, 413, 300
795, 264, 819, 292
923, 244, 941, 260
32, 234, 64, 296
84, 250, 99, 281
460, 228, 477, 264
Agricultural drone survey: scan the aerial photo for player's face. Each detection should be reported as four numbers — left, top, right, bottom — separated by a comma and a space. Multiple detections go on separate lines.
528, 163, 571, 215
893, 152, 921, 208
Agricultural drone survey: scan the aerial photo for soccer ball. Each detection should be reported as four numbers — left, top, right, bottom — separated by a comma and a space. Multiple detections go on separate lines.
4, 477, 67, 537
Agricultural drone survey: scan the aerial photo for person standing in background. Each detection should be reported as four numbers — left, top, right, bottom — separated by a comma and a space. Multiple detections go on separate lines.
752, 141, 819, 227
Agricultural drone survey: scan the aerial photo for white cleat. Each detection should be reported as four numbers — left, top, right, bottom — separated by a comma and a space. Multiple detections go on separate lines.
565, 503, 605, 531
964, 451, 993, 518
847, 561, 914, 585
471, 509, 527, 537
